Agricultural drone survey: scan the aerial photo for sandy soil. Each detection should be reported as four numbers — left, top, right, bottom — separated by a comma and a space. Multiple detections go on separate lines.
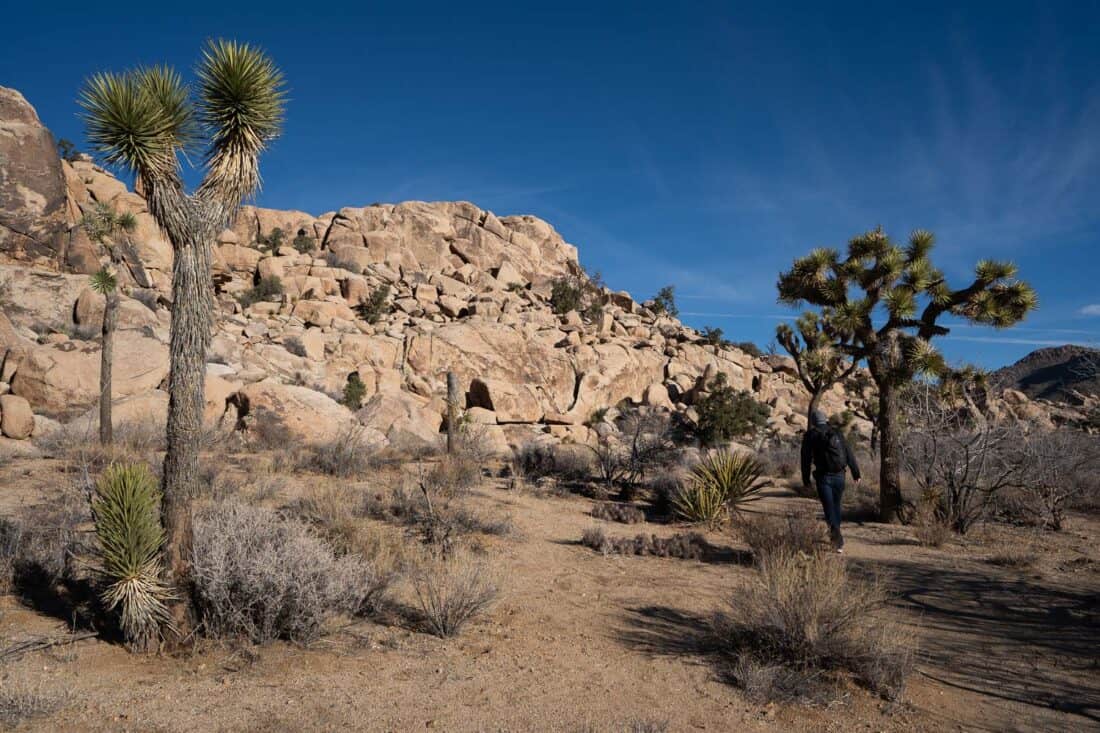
1, 453, 1098, 733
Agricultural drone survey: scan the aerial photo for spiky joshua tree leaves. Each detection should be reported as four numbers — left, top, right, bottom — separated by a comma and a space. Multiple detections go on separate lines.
778, 227, 1036, 522
776, 310, 860, 423
80, 40, 286, 645
82, 202, 137, 446
92, 463, 173, 651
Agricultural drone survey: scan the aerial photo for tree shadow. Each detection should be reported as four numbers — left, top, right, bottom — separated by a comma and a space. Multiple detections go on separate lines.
849, 557, 1100, 726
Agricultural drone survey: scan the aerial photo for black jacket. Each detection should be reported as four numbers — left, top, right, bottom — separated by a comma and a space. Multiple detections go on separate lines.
801, 424, 861, 485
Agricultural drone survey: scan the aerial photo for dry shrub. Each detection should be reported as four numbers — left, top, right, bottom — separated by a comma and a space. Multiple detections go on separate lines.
986, 540, 1039, 570
421, 455, 482, 498
358, 484, 512, 544
716, 552, 914, 701
737, 512, 823, 562
729, 656, 833, 705
0, 491, 90, 593
297, 424, 376, 477
912, 504, 950, 548
35, 416, 165, 471
411, 551, 498, 637
0, 678, 68, 727
591, 502, 646, 524
288, 485, 362, 555
191, 502, 390, 643
580, 527, 709, 561
757, 442, 800, 480
513, 442, 592, 484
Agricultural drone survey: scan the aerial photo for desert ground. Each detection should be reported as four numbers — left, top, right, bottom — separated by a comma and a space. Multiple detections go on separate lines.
1, 442, 1097, 733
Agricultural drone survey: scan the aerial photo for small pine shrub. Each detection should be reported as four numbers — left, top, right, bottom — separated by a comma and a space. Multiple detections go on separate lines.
342, 373, 367, 410
257, 227, 285, 252
238, 276, 284, 308
733, 341, 763, 358
672, 451, 767, 525
91, 463, 171, 648
694, 374, 770, 447
291, 229, 316, 254
649, 285, 678, 318
700, 326, 730, 348
412, 552, 499, 637
355, 284, 391, 324
550, 276, 584, 315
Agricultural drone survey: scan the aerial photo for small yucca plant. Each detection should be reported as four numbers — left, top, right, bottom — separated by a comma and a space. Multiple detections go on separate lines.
91, 463, 172, 649
673, 451, 768, 525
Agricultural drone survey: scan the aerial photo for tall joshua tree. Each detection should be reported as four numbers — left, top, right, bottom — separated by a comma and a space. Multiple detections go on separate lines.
82, 202, 137, 446
776, 310, 859, 423
80, 40, 286, 641
778, 227, 1036, 522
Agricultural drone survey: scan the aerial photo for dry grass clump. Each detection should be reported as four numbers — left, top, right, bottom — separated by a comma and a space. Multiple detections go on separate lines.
0, 491, 90, 594
0, 678, 69, 727
985, 541, 1039, 570
591, 502, 646, 524
420, 455, 482, 498
715, 552, 915, 702
580, 527, 710, 561
35, 416, 165, 471
359, 484, 513, 544
912, 505, 951, 548
191, 502, 390, 643
512, 442, 593, 484
296, 424, 377, 477
411, 551, 499, 637
737, 512, 823, 562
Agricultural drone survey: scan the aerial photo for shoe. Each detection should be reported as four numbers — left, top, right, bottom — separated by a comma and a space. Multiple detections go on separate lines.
836, 547, 844, 554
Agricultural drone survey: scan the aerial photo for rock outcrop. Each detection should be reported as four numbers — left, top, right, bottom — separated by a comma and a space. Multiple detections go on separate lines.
11, 85, 1076, 451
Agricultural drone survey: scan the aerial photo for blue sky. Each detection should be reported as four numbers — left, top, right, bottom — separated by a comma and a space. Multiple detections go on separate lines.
3, 1, 1098, 368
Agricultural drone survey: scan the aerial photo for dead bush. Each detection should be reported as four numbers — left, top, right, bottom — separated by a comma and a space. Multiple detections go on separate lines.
1009, 429, 1100, 530
912, 504, 950, 548
580, 527, 710, 560
757, 442, 800, 480
191, 502, 390, 643
737, 513, 823, 562
411, 551, 499, 637
420, 455, 482, 498
591, 502, 646, 524
0, 678, 68, 727
297, 424, 376, 477
287, 485, 362, 555
729, 655, 833, 705
513, 442, 592, 484
358, 484, 512, 547
715, 552, 914, 701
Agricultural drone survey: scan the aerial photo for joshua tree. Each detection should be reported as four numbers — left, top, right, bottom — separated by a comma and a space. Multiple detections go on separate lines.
776, 310, 859, 424
82, 203, 137, 445
778, 227, 1036, 522
80, 40, 286, 642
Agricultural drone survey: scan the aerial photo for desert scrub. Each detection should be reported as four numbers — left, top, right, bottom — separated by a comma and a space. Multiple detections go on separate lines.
412, 551, 499, 637
342, 373, 367, 410
297, 424, 375, 477
694, 374, 770, 446
590, 502, 646, 524
0, 679, 69, 727
580, 527, 710, 561
737, 512, 823, 563
355, 283, 391, 324
237, 276, 284, 308
715, 551, 915, 701
191, 502, 389, 643
91, 463, 172, 649
672, 451, 768, 525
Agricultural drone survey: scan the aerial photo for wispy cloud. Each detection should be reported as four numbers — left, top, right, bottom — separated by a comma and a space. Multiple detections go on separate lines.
944, 335, 1095, 347
1079, 304, 1100, 317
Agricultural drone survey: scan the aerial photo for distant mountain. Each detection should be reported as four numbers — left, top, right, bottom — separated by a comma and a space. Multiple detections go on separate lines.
990, 345, 1100, 403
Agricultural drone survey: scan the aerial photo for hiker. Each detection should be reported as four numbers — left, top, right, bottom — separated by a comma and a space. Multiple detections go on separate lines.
801, 409, 860, 552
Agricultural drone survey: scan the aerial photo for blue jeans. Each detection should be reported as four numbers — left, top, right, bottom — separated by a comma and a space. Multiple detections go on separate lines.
816, 472, 845, 545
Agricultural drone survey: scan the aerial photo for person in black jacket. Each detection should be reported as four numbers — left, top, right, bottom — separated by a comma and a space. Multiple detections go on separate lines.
801, 409, 861, 552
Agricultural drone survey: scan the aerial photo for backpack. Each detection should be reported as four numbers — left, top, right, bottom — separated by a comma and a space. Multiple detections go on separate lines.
815, 426, 848, 474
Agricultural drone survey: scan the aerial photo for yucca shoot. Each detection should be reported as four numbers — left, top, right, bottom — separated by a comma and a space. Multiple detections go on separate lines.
673, 451, 768, 525
92, 463, 173, 648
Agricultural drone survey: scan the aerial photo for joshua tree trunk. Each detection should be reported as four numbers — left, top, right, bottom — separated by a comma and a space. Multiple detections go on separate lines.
99, 289, 118, 445
160, 233, 214, 643
806, 390, 823, 425
877, 382, 906, 523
